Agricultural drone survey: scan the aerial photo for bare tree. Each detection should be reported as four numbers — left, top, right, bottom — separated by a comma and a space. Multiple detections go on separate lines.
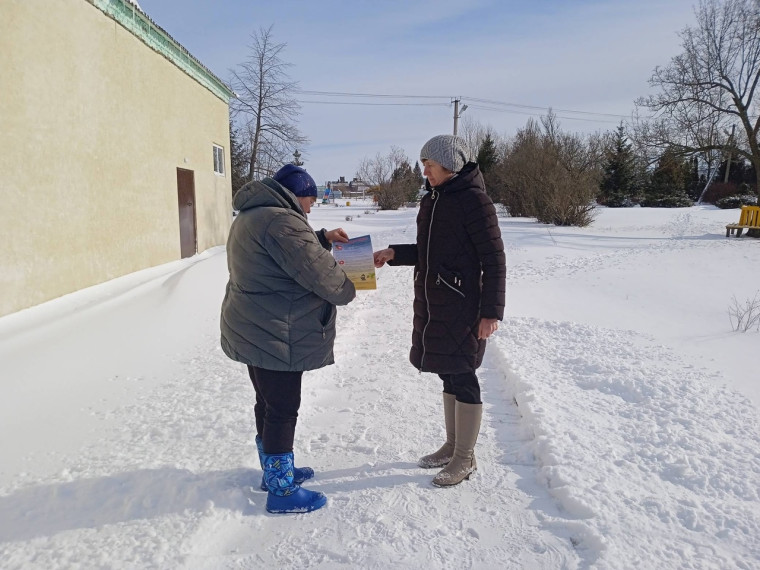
496, 119, 545, 218
356, 146, 412, 210
356, 146, 409, 187
635, 0, 760, 198
457, 116, 508, 162
230, 26, 307, 182
456, 116, 486, 159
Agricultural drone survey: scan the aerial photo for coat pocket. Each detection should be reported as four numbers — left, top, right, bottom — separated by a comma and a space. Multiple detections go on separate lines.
319, 303, 337, 340
435, 270, 465, 298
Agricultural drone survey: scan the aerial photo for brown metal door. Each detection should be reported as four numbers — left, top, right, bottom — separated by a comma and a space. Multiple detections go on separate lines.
176, 168, 197, 258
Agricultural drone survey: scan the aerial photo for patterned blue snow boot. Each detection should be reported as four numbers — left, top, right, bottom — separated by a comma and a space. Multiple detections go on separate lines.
262, 451, 327, 514
256, 436, 314, 491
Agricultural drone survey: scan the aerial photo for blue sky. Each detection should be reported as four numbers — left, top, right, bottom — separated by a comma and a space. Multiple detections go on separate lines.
137, 0, 697, 185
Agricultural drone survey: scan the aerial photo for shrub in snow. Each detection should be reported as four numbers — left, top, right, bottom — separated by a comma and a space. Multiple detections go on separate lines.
728, 292, 760, 332
639, 195, 694, 208
715, 194, 758, 209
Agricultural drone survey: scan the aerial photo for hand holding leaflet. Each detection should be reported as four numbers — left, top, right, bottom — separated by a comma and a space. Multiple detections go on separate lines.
332, 235, 376, 290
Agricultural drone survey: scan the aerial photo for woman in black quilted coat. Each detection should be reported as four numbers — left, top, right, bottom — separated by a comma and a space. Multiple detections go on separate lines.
373, 134, 506, 487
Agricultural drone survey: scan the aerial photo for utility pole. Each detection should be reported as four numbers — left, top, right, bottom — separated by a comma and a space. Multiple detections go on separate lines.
723, 124, 736, 183
452, 97, 468, 136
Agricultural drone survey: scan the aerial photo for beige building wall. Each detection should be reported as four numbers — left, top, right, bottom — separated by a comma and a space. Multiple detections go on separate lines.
0, 0, 232, 317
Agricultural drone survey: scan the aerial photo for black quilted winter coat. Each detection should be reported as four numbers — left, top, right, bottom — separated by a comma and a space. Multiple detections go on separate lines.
388, 162, 506, 374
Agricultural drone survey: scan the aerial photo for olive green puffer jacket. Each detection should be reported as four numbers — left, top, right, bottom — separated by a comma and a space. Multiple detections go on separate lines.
220, 178, 356, 371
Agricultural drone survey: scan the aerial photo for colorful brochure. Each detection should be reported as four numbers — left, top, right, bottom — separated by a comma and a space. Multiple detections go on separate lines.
333, 235, 376, 290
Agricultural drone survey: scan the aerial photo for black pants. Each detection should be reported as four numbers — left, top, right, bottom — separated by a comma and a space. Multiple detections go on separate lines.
248, 366, 303, 454
439, 371, 481, 404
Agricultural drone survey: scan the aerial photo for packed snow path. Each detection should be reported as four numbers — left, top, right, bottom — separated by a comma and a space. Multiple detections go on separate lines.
0, 252, 579, 569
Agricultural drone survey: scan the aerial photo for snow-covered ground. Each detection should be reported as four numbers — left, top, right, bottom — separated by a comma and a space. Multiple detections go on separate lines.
1, 203, 759, 569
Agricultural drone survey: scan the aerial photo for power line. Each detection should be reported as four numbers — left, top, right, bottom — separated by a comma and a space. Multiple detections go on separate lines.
297, 100, 448, 107
296, 89, 635, 122
466, 104, 622, 124
297, 90, 450, 100
466, 97, 631, 119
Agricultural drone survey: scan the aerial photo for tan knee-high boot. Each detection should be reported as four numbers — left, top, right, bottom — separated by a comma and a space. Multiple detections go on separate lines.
432, 401, 482, 487
418, 393, 456, 468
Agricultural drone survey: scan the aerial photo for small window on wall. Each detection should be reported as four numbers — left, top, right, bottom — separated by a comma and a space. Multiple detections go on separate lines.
213, 144, 225, 175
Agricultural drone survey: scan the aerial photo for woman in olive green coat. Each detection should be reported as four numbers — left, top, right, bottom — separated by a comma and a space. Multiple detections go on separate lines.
221, 164, 355, 513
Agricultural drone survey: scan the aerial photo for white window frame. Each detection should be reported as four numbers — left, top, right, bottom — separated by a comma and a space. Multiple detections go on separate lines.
213, 144, 225, 176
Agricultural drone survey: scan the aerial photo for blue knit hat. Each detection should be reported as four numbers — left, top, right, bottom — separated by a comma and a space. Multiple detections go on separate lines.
272, 164, 318, 198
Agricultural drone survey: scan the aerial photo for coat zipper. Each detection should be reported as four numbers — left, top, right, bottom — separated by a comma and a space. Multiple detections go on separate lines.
420, 190, 440, 371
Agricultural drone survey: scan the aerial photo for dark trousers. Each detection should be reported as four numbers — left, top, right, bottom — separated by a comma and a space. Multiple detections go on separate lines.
248, 366, 303, 454
439, 371, 481, 404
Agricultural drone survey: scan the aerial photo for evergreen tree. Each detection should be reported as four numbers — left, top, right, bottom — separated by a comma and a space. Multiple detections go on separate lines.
642, 147, 693, 207
686, 157, 701, 201
476, 134, 498, 174
413, 161, 424, 189
229, 120, 249, 199
599, 124, 637, 207
477, 133, 504, 204
391, 161, 420, 203
391, 161, 411, 182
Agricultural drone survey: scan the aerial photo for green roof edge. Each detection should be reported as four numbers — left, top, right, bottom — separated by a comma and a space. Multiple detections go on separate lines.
92, 0, 234, 103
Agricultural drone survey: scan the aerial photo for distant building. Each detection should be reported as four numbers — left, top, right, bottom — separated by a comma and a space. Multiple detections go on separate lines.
317, 186, 341, 201
328, 176, 371, 199
0, 0, 234, 317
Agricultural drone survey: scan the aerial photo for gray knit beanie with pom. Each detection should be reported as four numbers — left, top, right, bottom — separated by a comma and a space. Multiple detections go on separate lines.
419, 134, 470, 173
